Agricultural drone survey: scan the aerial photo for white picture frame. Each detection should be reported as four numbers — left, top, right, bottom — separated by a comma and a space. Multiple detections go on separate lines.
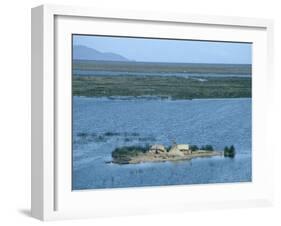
31, 4, 274, 221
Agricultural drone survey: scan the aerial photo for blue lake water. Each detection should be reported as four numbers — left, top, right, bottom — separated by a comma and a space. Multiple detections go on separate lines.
72, 97, 252, 190
73, 69, 250, 78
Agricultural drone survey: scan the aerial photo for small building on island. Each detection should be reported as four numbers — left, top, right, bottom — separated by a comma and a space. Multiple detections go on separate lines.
169, 144, 191, 156
149, 144, 167, 154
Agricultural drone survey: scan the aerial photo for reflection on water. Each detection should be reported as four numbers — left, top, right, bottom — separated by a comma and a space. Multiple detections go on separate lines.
72, 97, 252, 190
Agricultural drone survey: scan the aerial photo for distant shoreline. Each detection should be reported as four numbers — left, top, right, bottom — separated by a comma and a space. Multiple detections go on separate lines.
73, 59, 252, 76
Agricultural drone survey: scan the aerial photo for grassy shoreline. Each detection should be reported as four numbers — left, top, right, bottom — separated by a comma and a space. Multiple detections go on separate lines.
73, 75, 251, 99
73, 60, 252, 75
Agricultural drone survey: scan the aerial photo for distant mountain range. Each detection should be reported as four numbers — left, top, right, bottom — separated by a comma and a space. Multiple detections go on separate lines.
73, 45, 130, 61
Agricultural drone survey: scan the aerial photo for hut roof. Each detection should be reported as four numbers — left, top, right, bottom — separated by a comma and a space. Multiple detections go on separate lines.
150, 144, 166, 152
169, 144, 190, 153
168, 146, 185, 156
176, 144, 190, 150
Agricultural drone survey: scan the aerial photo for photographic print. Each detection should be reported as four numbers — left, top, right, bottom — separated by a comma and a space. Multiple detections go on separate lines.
72, 35, 252, 190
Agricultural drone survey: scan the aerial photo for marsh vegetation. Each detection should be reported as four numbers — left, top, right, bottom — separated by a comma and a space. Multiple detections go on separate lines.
73, 75, 251, 99
73, 60, 251, 75
224, 145, 236, 158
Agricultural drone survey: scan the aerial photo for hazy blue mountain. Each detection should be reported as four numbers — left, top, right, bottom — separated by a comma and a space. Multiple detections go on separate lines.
73, 45, 130, 61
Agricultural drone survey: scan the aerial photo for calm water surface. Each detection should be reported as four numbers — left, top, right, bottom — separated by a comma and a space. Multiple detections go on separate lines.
73, 69, 250, 78
72, 97, 252, 190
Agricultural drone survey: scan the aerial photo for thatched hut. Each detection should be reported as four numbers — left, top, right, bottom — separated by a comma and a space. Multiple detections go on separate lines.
168, 144, 191, 156
149, 144, 167, 154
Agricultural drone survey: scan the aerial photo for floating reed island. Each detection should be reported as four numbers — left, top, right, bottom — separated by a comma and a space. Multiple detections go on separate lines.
111, 143, 236, 164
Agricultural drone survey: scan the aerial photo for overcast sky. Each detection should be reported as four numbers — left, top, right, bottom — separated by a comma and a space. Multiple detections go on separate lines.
73, 34, 252, 64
